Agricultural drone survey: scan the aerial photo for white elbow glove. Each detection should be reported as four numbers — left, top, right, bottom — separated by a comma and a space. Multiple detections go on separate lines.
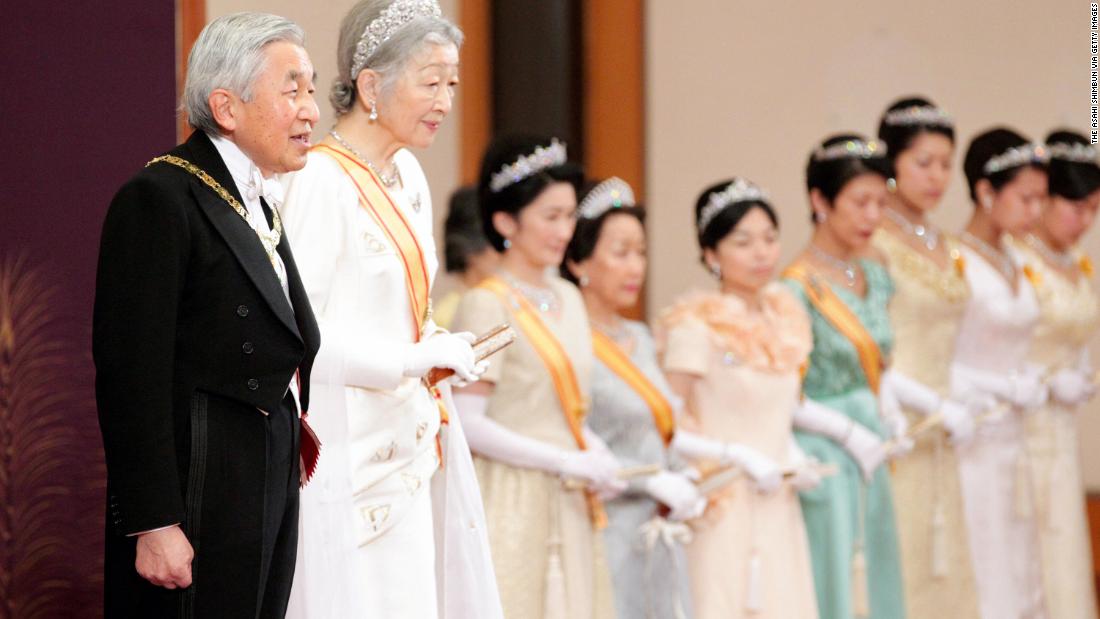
787, 439, 822, 491
454, 393, 625, 497
670, 431, 781, 494
1049, 367, 1097, 407
644, 470, 706, 521
403, 331, 483, 383
793, 399, 886, 481
939, 399, 977, 446
954, 364, 1048, 410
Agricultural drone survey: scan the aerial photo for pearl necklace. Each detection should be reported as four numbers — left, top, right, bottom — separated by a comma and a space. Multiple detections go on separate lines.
961, 231, 1016, 283
810, 245, 860, 287
1024, 233, 1076, 270
329, 130, 402, 188
501, 271, 560, 313
885, 208, 940, 251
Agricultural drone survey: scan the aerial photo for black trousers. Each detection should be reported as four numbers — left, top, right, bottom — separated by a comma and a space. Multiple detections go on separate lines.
105, 391, 300, 618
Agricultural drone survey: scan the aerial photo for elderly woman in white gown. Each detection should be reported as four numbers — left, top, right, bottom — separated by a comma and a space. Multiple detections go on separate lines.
279, 1, 501, 617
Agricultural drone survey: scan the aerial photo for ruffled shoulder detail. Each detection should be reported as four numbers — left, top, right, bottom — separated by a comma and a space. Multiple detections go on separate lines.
657, 284, 811, 372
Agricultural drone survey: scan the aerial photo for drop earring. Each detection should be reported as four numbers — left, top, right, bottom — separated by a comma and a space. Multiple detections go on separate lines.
982, 196, 993, 213
887, 178, 897, 193
579, 275, 590, 287
369, 100, 378, 122
709, 263, 721, 279
502, 238, 511, 250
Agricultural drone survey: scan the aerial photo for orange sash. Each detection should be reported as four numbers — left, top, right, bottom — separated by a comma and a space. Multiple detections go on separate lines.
592, 331, 675, 446
784, 262, 885, 393
479, 276, 606, 528
313, 143, 431, 342
313, 144, 450, 453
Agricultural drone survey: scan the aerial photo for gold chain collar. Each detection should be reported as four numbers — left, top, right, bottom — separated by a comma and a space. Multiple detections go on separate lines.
146, 155, 283, 267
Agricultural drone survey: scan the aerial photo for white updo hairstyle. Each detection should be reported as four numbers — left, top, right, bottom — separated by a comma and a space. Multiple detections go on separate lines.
331, 0, 464, 117
183, 12, 306, 135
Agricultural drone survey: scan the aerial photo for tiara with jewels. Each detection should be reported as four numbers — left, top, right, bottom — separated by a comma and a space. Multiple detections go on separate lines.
350, 0, 442, 79
813, 138, 887, 162
883, 105, 954, 129
489, 139, 568, 193
697, 178, 769, 232
983, 142, 1050, 174
578, 177, 636, 219
1048, 141, 1098, 164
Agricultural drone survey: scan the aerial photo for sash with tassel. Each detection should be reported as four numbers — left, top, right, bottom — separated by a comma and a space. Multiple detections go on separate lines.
477, 276, 607, 529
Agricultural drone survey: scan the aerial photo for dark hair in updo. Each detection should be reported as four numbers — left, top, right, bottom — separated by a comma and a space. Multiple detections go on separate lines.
963, 127, 1049, 203
876, 96, 955, 177
443, 186, 490, 273
1046, 129, 1100, 200
560, 180, 646, 284
694, 178, 779, 265
805, 134, 891, 222
477, 135, 584, 252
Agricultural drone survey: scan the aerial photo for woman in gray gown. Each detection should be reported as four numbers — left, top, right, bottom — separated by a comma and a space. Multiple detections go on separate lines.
562, 178, 706, 618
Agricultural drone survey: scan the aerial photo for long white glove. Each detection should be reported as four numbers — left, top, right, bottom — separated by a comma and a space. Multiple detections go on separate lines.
1049, 367, 1097, 407
953, 364, 1048, 410
644, 470, 707, 521
454, 393, 627, 497
792, 399, 886, 481
670, 431, 782, 494
787, 439, 822, 491
882, 369, 974, 446
403, 332, 482, 382
877, 372, 914, 459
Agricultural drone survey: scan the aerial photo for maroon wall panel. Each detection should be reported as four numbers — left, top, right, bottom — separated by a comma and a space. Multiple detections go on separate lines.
0, 1, 177, 616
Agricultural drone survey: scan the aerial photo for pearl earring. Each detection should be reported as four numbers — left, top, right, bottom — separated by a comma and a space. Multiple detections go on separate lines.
815, 211, 828, 224
887, 178, 897, 193
709, 263, 721, 278
369, 100, 378, 122
982, 197, 993, 213
502, 238, 511, 249
579, 275, 590, 287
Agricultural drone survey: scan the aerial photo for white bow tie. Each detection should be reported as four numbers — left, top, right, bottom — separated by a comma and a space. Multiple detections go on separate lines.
244, 165, 286, 209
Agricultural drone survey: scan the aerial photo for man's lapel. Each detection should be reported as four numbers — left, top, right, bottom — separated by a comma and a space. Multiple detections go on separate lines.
180, 131, 301, 341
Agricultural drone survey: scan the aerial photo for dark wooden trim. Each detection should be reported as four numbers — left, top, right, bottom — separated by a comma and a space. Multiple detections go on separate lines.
458, 0, 491, 184
582, 0, 645, 318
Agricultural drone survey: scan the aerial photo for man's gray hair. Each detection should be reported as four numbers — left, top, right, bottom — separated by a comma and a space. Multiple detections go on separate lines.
331, 0, 463, 116
183, 12, 305, 135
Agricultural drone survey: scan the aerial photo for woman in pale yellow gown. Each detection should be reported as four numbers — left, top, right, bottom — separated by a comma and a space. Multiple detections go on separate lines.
660, 178, 820, 619
1012, 129, 1100, 619
452, 136, 620, 619
871, 97, 982, 619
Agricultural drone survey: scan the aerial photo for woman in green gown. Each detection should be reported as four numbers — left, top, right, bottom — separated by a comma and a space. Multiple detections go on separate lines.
782, 134, 908, 619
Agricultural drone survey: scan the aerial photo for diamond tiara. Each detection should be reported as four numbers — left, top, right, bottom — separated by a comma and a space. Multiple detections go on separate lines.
350, 0, 442, 80
883, 105, 954, 129
983, 142, 1050, 175
578, 177, 636, 220
488, 139, 568, 193
813, 138, 887, 162
697, 178, 769, 232
1048, 141, 1098, 164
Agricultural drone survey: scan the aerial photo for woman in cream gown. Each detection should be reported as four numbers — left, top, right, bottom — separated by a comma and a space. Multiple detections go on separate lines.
661, 178, 821, 619
871, 98, 981, 619
951, 127, 1051, 619
1013, 129, 1100, 619
452, 136, 622, 619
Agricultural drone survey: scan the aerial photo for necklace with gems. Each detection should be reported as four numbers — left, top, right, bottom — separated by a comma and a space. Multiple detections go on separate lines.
329, 129, 402, 188
501, 271, 560, 313
591, 317, 629, 343
1024, 233, 1076, 270
961, 231, 1016, 282
810, 244, 860, 287
885, 208, 940, 251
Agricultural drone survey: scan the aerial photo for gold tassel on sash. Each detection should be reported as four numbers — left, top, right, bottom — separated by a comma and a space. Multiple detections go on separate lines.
851, 483, 870, 618
1015, 452, 1033, 519
543, 490, 567, 619
745, 548, 763, 614
930, 437, 948, 578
